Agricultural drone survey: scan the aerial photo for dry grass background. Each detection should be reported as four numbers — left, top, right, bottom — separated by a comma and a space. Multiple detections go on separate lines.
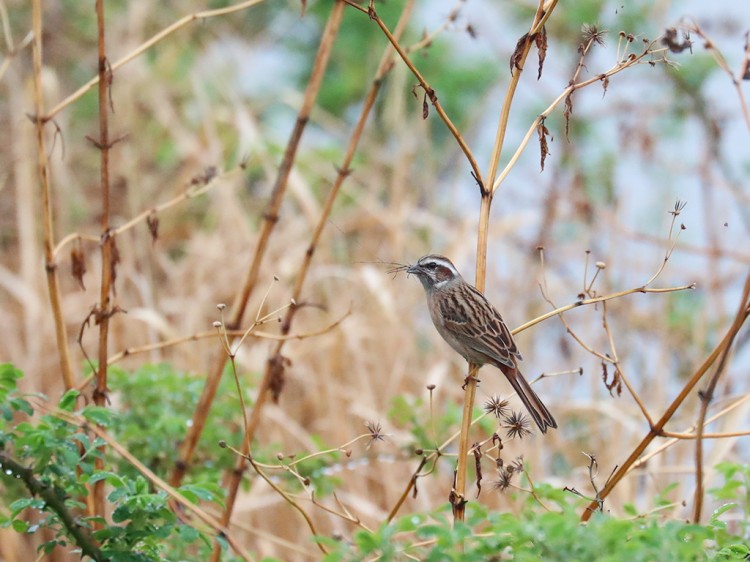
1, 0, 749, 559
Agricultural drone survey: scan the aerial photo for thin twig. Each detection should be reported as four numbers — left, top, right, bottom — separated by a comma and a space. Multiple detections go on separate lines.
43, 0, 268, 121
493, 39, 671, 193
692, 304, 736, 522
631, 394, 750, 469
104, 309, 350, 366
581, 271, 750, 521
343, 0, 484, 190
225, 445, 328, 555
211, 3, 414, 553
170, 0, 346, 493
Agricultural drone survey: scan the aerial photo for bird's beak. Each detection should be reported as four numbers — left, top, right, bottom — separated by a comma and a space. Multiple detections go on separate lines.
406, 264, 420, 277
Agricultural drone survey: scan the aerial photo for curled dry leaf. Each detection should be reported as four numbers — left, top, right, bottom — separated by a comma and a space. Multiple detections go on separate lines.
71, 245, 87, 291
473, 443, 483, 497
110, 234, 120, 297
147, 213, 159, 244
537, 119, 551, 171
563, 88, 574, 138
510, 33, 528, 73
536, 26, 547, 80
268, 352, 291, 402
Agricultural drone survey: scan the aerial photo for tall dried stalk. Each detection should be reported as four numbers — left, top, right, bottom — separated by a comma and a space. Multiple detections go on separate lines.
170, 0, 346, 489
454, 0, 557, 524
581, 270, 750, 521
209, 3, 414, 557
92, 0, 114, 521
30, 0, 74, 390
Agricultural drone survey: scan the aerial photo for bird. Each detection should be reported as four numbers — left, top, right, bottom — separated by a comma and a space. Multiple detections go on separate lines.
407, 254, 557, 433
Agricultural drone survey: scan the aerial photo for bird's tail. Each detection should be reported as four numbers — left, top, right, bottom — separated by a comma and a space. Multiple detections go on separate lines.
501, 366, 557, 434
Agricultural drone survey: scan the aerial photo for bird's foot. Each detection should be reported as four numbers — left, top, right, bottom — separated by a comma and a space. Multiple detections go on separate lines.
462, 374, 481, 389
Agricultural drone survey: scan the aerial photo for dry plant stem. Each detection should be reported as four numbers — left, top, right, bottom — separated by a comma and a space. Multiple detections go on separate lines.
539, 255, 654, 425
43, 0, 267, 121
684, 20, 750, 134
30, 0, 74, 390
487, 0, 557, 194
453, 363, 479, 523
494, 40, 669, 192
633, 396, 750, 469
105, 311, 349, 365
581, 271, 750, 521
224, 447, 327, 555
211, 4, 414, 555
343, 0, 484, 188
692, 297, 739, 522
169, 0, 345, 491
0, 30, 33, 82
311, 493, 372, 532
53, 167, 240, 258
517, 282, 695, 335
386, 457, 428, 522
91, 0, 113, 523
452, 0, 558, 526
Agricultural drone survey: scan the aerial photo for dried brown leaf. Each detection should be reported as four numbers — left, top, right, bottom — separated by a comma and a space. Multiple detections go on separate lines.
147, 213, 159, 244
536, 26, 547, 80
110, 235, 120, 297
661, 27, 692, 54
71, 245, 87, 291
563, 88, 574, 138
510, 33, 528, 73
269, 353, 291, 402
537, 120, 551, 171
473, 443, 482, 498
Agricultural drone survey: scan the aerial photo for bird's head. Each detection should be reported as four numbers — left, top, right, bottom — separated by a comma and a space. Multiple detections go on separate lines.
407, 254, 462, 292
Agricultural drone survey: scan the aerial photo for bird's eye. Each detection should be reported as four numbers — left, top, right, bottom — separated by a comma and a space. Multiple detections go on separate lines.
425, 263, 436, 269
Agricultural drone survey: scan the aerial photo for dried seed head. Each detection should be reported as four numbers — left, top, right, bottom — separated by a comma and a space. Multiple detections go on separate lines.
365, 420, 385, 448
216, 303, 226, 310
212, 321, 222, 328
483, 395, 511, 418
492, 469, 513, 493
502, 411, 532, 440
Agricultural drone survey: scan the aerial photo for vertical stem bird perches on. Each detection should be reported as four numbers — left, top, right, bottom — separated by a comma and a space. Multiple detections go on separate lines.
453, 0, 557, 524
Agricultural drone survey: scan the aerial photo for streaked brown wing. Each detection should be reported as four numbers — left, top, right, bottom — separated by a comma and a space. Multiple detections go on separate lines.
438, 284, 521, 368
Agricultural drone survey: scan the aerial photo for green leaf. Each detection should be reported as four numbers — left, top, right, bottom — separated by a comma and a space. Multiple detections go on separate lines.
10, 498, 45, 517
11, 519, 29, 533
82, 406, 113, 427
10, 397, 33, 415
0, 363, 23, 385
58, 389, 80, 411
179, 484, 216, 503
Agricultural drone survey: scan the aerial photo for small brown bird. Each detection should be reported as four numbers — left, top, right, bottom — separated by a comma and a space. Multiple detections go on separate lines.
407, 254, 557, 433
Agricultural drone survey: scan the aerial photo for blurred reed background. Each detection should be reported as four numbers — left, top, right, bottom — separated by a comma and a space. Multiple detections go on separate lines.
1, 0, 748, 559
